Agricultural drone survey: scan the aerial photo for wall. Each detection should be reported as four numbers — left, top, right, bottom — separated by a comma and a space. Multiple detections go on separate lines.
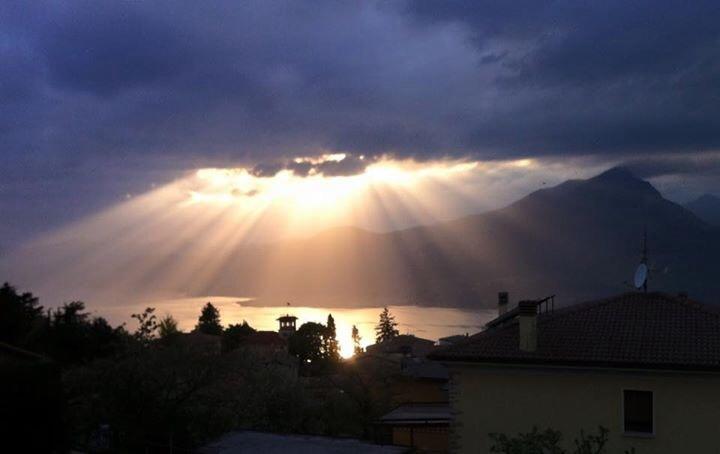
392, 425, 449, 453
449, 364, 720, 454
392, 379, 448, 404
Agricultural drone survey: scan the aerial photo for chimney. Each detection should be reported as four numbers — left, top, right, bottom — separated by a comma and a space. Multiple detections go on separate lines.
498, 292, 509, 316
518, 300, 537, 352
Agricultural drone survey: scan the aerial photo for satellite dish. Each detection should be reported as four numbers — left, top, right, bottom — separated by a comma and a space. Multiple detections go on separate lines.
634, 263, 648, 289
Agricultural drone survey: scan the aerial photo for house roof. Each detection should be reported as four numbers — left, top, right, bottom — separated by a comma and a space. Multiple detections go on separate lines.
379, 403, 452, 425
438, 334, 469, 344
430, 292, 720, 371
366, 335, 436, 356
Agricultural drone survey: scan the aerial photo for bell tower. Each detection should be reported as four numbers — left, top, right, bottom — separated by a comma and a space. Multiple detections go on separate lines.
277, 314, 298, 339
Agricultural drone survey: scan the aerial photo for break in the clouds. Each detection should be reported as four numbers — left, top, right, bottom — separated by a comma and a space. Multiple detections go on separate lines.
2, 0, 720, 244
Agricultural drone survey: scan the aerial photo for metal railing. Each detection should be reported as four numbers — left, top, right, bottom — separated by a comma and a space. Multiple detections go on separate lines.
536, 295, 555, 314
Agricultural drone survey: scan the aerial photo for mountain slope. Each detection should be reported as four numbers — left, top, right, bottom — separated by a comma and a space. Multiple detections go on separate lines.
8, 167, 718, 309
685, 194, 720, 226
206, 167, 720, 307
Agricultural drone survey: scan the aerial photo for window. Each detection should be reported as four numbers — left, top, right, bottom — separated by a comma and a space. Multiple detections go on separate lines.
623, 390, 653, 434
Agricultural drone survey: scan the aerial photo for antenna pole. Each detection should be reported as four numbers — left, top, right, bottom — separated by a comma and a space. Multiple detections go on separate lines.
641, 227, 648, 293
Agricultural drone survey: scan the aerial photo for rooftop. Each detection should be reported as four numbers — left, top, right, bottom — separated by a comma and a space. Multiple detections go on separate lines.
379, 403, 452, 425
430, 292, 720, 371
200, 431, 406, 454
438, 334, 469, 344
366, 335, 436, 356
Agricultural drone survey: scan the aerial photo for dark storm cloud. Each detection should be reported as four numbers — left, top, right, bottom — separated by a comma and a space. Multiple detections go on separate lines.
4, 0, 720, 166
621, 154, 720, 179
2, 0, 720, 244
408, 0, 720, 155
315, 155, 370, 177
40, 3, 196, 96
250, 154, 371, 178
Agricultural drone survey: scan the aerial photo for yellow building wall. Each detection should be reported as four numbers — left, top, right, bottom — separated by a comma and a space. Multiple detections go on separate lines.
449, 364, 720, 454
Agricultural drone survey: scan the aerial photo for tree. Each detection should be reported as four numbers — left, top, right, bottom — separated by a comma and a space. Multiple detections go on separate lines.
375, 307, 399, 343
195, 302, 222, 335
87, 316, 126, 359
158, 315, 181, 340
0, 282, 44, 345
288, 322, 327, 364
67, 340, 231, 452
47, 301, 91, 363
37, 301, 127, 364
132, 307, 158, 343
325, 314, 340, 361
351, 325, 363, 356
222, 321, 256, 352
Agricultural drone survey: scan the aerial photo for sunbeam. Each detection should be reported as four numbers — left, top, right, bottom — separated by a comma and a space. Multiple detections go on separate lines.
0, 156, 594, 309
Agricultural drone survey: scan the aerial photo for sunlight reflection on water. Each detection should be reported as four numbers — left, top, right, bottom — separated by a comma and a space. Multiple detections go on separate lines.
97, 296, 496, 358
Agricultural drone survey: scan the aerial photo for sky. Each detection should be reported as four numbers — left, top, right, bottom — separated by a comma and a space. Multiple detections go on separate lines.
2, 0, 720, 250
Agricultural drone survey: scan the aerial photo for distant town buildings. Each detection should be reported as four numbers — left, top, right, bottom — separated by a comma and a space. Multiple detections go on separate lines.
365, 334, 436, 358
431, 292, 720, 453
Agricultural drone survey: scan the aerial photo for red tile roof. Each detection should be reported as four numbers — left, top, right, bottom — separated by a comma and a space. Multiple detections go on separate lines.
430, 292, 720, 371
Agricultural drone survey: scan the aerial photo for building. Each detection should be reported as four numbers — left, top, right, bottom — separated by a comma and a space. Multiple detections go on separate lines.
437, 335, 468, 347
377, 361, 451, 453
377, 403, 451, 454
374, 347, 451, 452
277, 314, 297, 339
393, 360, 449, 404
365, 335, 436, 358
226, 330, 298, 378
243, 330, 288, 352
430, 292, 720, 454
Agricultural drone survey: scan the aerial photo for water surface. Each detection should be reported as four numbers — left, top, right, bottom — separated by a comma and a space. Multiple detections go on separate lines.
98, 296, 496, 357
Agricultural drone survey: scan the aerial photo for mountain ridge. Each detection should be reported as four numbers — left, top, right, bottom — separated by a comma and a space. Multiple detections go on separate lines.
685, 194, 720, 226
202, 166, 720, 308
7, 167, 719, 309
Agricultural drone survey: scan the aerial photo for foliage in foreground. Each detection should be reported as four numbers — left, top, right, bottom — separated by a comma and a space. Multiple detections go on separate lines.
490, 426, 637, 454
0, 281, 394, 452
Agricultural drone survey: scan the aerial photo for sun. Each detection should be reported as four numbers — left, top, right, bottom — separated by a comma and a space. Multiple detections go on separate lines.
182, 155, 490, 242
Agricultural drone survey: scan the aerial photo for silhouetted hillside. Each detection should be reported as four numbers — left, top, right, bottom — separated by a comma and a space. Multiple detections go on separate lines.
685, 194, 720, 226
208, 167, 720, 308
7, 168, 719, 309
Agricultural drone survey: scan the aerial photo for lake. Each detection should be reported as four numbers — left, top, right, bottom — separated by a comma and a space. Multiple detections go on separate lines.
97, 296, 497, 358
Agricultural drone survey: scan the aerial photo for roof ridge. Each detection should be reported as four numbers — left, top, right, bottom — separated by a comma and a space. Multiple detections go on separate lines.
664, 292, 720, 319
430, 292, 720, 371
541, 291, 716, 322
